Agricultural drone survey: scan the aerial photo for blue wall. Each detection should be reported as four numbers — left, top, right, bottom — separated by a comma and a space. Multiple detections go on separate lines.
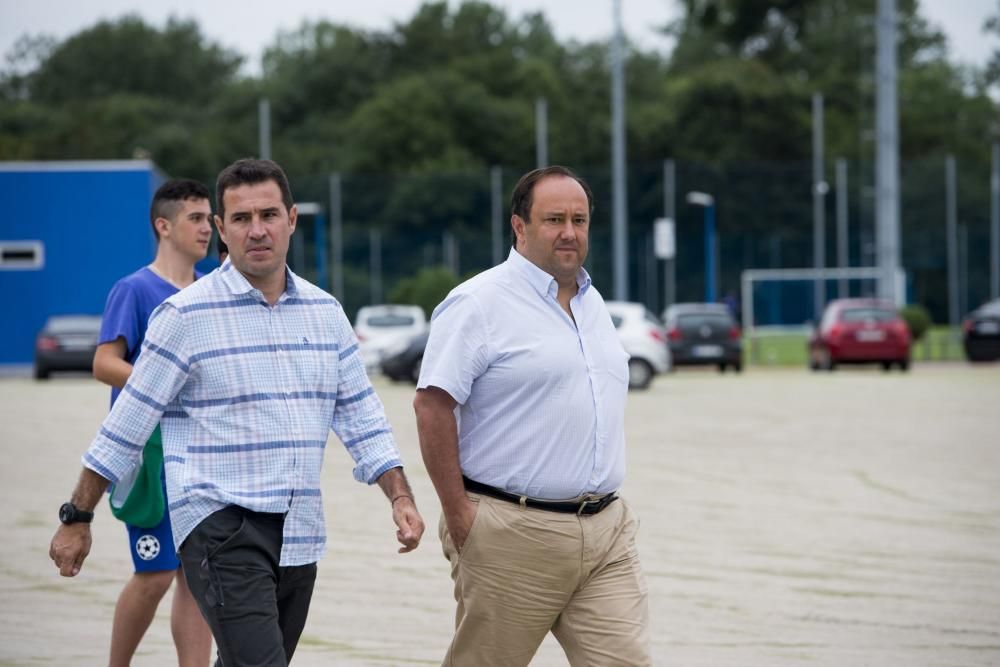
1, 162, 163, 365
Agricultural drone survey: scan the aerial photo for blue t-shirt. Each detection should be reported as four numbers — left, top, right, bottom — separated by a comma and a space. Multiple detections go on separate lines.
99, 266, 202, 407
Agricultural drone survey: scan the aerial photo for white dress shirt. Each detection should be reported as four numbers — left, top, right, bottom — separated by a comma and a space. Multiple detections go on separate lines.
418, 248, 629, 499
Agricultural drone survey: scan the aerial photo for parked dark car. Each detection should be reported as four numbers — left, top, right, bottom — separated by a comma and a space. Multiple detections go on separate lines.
380, 330, 430, 383
963, 298, 1000, 362
663, 303, 743, 372
34, 315, 102, 379
808, 299, 910, 371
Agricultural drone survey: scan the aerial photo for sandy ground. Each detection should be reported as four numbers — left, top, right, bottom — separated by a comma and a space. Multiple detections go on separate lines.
1, 363, 999, 666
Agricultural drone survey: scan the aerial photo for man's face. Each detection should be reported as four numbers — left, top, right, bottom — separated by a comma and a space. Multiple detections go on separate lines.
512, 175, 590, 284
215, 180, 297, 283
160, 198, 212, 262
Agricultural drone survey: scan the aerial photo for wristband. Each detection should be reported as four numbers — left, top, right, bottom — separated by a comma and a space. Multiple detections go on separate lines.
391, 494, 413, 506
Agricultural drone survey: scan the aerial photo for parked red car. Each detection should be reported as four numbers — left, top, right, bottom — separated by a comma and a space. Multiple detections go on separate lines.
809, 299, 911, 371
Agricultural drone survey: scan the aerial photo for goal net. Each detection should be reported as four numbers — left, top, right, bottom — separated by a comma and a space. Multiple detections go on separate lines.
739, 267, 905, 363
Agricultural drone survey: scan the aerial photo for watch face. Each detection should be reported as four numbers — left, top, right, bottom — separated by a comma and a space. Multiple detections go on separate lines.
59, 503, 74, 523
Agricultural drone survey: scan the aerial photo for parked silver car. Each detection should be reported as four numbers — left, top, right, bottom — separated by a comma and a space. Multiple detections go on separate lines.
605, 301, 671, 390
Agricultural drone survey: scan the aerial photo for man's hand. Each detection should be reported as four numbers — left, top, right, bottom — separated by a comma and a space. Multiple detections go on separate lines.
444, 496, 479, 553
391, 496, 425, 553
49, 524, 92, 577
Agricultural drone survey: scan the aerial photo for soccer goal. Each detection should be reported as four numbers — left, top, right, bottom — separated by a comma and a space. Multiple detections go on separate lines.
739, 267, 905, 362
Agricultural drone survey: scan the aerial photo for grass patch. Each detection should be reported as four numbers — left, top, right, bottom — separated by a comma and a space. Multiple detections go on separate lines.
744, 326, 965, 366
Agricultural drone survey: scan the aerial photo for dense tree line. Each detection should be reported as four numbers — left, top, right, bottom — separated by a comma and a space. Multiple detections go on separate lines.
2, 1, 997, 319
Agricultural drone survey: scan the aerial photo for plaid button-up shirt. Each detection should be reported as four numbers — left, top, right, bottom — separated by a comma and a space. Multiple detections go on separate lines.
84, 261, 403, 566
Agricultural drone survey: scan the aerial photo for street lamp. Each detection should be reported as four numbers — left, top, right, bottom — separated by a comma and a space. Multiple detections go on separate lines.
686, 191, 717, 303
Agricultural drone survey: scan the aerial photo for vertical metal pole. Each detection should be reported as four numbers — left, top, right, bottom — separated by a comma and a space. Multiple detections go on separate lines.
328, 175, 343, 298
645, 231, 657, 310
704, 205, 717, 303
946, 155, 959, 327
370, 228, 382, 305
315, 213, 327, 292
959, 223, 968, 318
836, 158, 849, 297
292, 221, 305, 274
490, 166, 504, 265
443, 231, 459, 276
535, 98, 548, 169
876, 0, 900, 302
812, 92, 827, 320
258, 98, 272, 160
663, 159, 676, 311
328, 173, 343, 299
991, 143, 999, 299
611, 0, 628, 301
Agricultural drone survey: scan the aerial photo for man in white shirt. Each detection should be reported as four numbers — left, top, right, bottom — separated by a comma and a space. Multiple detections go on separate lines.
414, 166, 651, 666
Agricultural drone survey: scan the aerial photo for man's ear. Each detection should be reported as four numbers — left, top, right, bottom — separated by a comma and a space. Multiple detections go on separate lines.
154, 217, 171, 239
511, 214, 526, 248
214, 214, 226, 243
288, 205, 298, 234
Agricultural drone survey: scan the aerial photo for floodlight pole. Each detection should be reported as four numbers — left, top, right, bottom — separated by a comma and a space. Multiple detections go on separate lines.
535, 98, 548, 169
329, 173, 344, 299
991, 142, 999, 300
370, 228, 382, 305
946, 154, 959, 327
687, 191, 717, 303
663, 159, 676, 310
836, 158, 849, 297
812, 92, 827, 320
491, 166, 504, 265
258, 98, 272, 160
875, 0, 900, 302
610, 0, 628, 301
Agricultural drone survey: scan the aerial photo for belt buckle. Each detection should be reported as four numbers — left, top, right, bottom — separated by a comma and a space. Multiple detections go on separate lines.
577, 497, 599, 515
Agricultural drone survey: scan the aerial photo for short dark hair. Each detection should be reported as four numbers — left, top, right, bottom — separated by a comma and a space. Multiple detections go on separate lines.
215, 158, 294, 220
149, 179, 211, 241
509, 166, 594, 247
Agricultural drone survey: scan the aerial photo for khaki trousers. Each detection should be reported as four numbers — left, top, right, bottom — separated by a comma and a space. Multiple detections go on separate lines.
439, 492, 651, 666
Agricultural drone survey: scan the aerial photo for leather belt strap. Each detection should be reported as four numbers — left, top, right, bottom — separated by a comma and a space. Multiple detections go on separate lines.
462, 476, 618, 515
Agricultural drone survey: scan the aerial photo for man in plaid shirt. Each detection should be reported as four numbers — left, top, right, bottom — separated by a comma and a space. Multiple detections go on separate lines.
50, 158, 425, 665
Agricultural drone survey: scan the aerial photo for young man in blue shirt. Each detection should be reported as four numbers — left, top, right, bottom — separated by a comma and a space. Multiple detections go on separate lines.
93, 179, 214, 666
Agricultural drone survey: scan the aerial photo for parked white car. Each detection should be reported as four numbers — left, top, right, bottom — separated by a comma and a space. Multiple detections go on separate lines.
605, 301, 671, 389
354, 304, 428, 373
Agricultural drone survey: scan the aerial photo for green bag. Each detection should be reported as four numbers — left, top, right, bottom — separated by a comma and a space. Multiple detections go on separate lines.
108, 425, 165, 528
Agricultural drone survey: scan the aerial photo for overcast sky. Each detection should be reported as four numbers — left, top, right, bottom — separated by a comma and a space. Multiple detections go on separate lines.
0, 0, 995, 75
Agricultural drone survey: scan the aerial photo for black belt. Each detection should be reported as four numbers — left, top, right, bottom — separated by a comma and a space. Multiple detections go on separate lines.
463, 476, 619, 516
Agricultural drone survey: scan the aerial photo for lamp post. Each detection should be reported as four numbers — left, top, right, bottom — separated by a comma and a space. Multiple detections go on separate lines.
686, 191, 717, 303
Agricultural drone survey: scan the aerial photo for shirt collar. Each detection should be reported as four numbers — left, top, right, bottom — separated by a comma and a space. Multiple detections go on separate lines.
506, 247, 592, 299
218, 258, 300, 301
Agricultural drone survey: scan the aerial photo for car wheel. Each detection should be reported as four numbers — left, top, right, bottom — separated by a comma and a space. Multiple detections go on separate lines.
717, 363, 727, 373
881, 361, 892, 372
33, 365, 49, 380
899, 359, 910, 372
733, 361, 743, 373
409, 357, 423, 385
627, 358, 653, 390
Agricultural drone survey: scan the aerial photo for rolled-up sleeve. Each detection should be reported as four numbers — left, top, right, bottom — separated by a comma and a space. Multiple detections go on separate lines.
329, 312, 402, 484
83, 303, 191, 483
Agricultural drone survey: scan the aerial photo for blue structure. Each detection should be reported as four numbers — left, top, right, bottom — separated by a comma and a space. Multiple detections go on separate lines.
1, 161, 176, 367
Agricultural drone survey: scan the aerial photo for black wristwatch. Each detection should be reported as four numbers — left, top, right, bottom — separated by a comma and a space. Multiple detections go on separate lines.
59, 502, 94, 525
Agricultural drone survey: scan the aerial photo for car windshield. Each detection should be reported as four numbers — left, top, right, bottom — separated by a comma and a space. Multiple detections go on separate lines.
840, 308, 895, 323
366, 314, 417, 328
678, 313, 732, 329
46, 317, 101, 333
